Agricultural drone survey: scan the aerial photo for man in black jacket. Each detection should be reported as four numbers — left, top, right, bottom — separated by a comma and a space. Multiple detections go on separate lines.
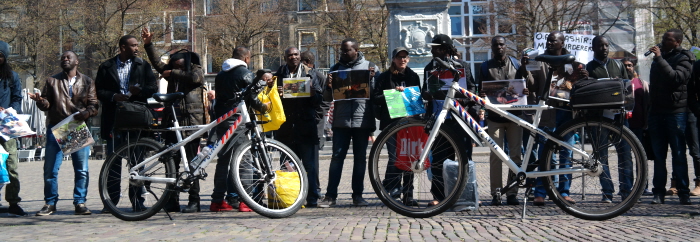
648, 29, 696, 205
95, 35, 157, 213
274, 47, 323, 207
142, 27, 206, 213
209, 46, 268, 212
301, 50, 330, 149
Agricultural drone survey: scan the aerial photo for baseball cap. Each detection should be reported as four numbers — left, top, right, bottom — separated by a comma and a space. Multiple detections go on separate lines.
392, 47, 409, 58
427, 34, 453, 47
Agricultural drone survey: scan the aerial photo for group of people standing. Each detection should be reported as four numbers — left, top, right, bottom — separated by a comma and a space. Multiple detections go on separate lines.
2, 25, 700, 217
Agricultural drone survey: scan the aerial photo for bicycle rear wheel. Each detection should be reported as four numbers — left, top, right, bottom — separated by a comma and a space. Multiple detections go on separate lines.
541, 117, 646, 220
231, 139, 308, 218
98, 138, 176, 221
369, 117, 469, 218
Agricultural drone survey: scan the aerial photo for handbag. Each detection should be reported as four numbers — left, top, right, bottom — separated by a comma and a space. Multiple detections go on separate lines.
267, 170, 301, 208
114, 101, 156, 129
257, 77, 286, 131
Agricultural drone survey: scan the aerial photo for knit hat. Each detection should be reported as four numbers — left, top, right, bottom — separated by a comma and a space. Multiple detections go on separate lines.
0, 41, 9, 58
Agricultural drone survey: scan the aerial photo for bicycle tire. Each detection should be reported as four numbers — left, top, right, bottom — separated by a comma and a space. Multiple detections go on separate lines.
98, 138, 176, 221
540, 117, 646, 220
368, 117, 469, 218
231, 139, 308, 218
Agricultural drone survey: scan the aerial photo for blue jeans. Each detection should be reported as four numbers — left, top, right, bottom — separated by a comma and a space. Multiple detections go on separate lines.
650, 112, 689, 196
44, 124, 90, 205
325, 127, 372, 199
593, 118, 633, 197
534, 126, 558, 198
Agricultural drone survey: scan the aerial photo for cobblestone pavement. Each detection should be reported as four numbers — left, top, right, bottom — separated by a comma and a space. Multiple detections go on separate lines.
2, 145, 700, 241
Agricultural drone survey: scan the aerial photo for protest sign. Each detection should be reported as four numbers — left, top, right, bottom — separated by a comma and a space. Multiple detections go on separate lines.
481, 79, 528, 105
51, 113, 94, 155
533, 32, 594, 64
383, 86, 426, 119
282, 77, 311, 98
426, 68, 467, 93
331, 70, 371, 100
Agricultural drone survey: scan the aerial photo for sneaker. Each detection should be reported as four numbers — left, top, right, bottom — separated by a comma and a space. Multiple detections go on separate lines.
8, 203, 27, 217
36, 204, 56, 216
533, 196, 545, 206
651, 194, 665, 204
210, 201, 234, 212
601, 195, 612, 203
353, 197, 369, 206
318, 197, 336, 208
226, 196, 240, 209
238, 202, 252, 212
506, 195, 519, 205
643, 189, 654, 196
74, 203, 92, 215
388, 188, 401, 199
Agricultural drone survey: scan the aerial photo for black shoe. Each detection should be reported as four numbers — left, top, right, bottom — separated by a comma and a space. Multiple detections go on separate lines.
182, 202, 201, 213
651, 194, 665, 204
491, 195, 502, 206
100, 207, 111, 214
226, 197, 240, 209
353, 197, 369, 206
506, 195, 519, 205
36, 204, 56, 216
75, 203, 92, 215
388, 188, 401, 199
680, 195, 692, 205
318, 197, 336, 208
8, 203, 27, 217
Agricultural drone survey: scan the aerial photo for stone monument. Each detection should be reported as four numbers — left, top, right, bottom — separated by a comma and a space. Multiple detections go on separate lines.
386, 0, 451, 81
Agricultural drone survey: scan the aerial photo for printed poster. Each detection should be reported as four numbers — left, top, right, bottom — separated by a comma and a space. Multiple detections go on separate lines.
426, 68, 467, 93
51, 113, 94, 155
330, 70, 371, 100
481, 79, 528, 105
282, 77, 311, 98
383, 86, 426, 119
0, 108, 35, 141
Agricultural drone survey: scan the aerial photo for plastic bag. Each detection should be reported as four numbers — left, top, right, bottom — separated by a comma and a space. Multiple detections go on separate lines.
267, 170, 301, 208
0, 144, 10, 185
257, 77, 286, 131
394, 126, 430, 171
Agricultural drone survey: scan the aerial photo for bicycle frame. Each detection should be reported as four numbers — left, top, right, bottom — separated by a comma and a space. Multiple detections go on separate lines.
416, 80, 592, 179
127, 101, 259, 184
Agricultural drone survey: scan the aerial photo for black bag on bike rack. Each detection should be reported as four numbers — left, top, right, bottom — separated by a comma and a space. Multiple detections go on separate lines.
114, 101, 157, 129
569, 78, 633, 110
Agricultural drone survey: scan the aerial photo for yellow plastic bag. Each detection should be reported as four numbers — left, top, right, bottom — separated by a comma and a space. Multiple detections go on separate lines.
257, 76, 286, 131
267, 170, 301, 208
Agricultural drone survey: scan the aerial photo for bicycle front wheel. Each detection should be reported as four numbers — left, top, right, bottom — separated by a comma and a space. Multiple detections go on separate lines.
231, 139, 308, 218
98, 138, 176, 221
369, 117, 470, 218
541, 117, 646, 220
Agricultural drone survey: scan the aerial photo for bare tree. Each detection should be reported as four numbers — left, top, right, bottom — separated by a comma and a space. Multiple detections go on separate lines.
646, 0, 700, 47
316, 0, 389, 68
202, 0, 286, 72
493, 0, 596, 51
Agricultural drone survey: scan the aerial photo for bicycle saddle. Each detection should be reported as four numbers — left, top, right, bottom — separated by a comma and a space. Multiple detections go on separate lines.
534, 54, 575, 65
152, 92, 185, 103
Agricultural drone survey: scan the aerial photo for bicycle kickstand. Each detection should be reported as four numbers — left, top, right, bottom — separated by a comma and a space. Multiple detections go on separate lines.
521, 187, 533, 220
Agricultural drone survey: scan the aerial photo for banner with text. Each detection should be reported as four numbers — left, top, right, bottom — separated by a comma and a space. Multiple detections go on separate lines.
534, 32, 595, 64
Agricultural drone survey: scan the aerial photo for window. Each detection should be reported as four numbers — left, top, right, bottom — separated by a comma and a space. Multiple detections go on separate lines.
172, 14, 189, 43
449, 5, 463, 36
449, 1, 495, 37
206, 0, 230, 15
299, 0, 318, 11
149, 15, 166, 44
469, 3, 490, 36
496, 14, 515, 35
263, 31, 281, 72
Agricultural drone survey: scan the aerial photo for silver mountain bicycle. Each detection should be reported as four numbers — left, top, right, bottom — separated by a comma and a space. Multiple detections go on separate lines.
369, 56, 646, 220
98, 80, 307, 221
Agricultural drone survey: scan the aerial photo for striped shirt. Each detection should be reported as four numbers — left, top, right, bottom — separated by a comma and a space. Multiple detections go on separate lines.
116, 58, 132, 94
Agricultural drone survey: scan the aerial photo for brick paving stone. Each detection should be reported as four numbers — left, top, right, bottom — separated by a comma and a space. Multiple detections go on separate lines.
1, 147, 700, 240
